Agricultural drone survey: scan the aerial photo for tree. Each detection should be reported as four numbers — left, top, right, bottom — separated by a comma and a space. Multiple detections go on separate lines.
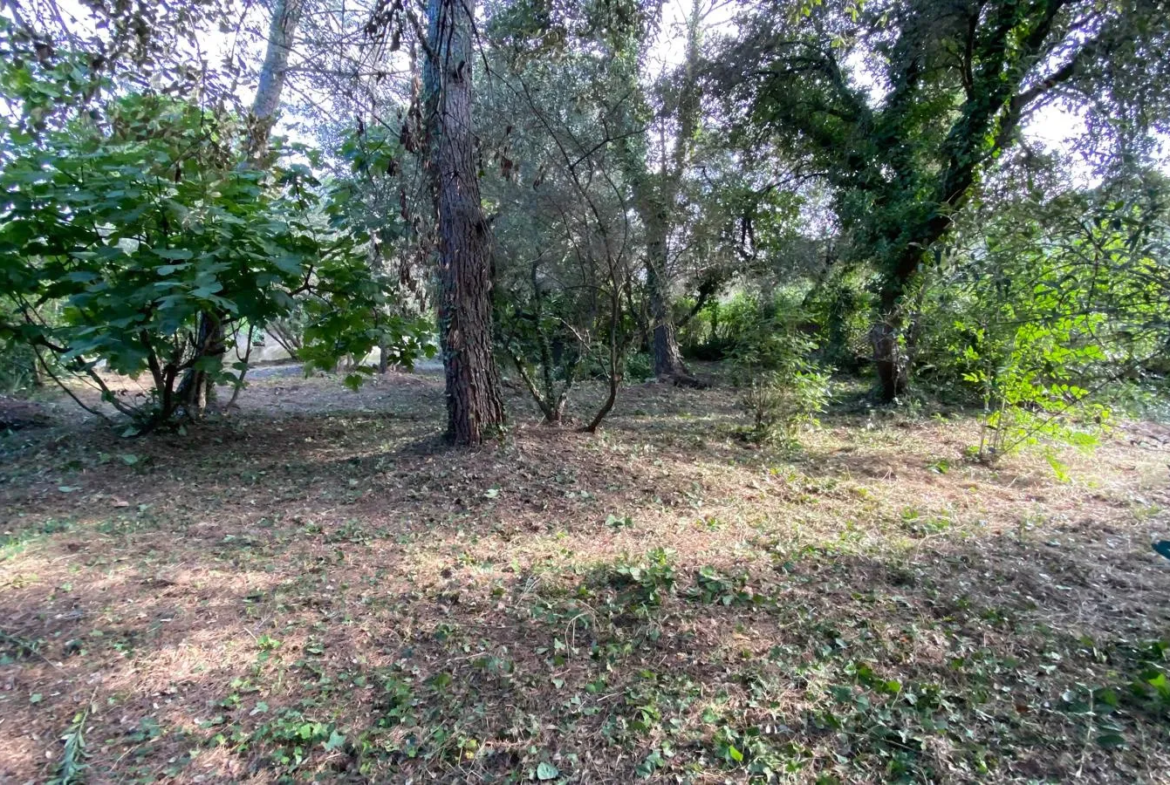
249, 0, 306, 164
625, 0, 705, 383
724, 0, 1170, 400
481, 45, 641, 429
0, 92, 424, 430
177, 0, 308, 414
421, 0, 507, 444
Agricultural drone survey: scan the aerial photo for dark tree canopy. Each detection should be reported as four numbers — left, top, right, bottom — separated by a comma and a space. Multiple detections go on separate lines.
720, 0, 1170, 397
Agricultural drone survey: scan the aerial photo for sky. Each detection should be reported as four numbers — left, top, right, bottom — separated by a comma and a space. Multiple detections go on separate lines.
8, 0, 1164, 179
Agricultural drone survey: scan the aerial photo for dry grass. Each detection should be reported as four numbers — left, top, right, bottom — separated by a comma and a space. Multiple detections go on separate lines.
1, 370, 1168, 783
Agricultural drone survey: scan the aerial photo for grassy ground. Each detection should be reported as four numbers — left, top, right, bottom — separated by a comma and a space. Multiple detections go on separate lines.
2, 370, 1169, 784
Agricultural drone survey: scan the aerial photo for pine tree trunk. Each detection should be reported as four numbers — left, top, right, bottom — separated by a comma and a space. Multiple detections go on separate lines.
423, 0, 506, 445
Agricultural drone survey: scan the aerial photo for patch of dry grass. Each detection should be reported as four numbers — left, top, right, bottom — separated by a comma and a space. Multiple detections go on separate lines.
2, 371, 1168, 783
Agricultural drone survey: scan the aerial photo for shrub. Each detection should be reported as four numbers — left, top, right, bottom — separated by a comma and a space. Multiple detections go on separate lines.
962, 318, 1110, 470
732, 311, 832, 446
0, 92, 430, 428
0, 336, 38, 394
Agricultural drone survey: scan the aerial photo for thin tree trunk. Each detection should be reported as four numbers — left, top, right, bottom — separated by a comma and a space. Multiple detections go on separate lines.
178, 0, 304, 417
249, 0, 305, 164
585, 284, 623, 433
423, 0, 506, 445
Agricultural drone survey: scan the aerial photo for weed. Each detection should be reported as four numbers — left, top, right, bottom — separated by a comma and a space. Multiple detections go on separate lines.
606, 513, 635, 531
604, 548, 677, 610
47, 710, 89, 785
686, 566, 760, 606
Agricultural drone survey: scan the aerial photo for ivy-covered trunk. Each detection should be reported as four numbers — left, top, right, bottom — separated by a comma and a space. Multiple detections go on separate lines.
874, 207, 959, 401
871, 319, 908, 403
646, 244, 688, 379
630, 0, 703, 385
423, 0, 506, 445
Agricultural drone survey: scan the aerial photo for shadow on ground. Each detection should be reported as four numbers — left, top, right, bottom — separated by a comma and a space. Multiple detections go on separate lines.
2, 373, 1168, 783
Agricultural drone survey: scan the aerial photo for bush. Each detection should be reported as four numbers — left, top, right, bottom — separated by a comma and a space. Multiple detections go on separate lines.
0, 92, 429, 428
917, 176, 1170, 466
801, 271, 875, 371
680, 291, 813, 362
962, 318, 1111, 469
624, 351, 654, 382
731, 311, 832, 446
0, 334, 38, 394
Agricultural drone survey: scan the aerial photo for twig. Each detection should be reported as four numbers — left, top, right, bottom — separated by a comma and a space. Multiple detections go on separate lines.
0, 628, 64, 672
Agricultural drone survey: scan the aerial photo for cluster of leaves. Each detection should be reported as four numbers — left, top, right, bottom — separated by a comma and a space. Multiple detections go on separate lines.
731, 307, 833, 447
686, 566, 760, 607
605, 548, 678, 610
0, 86, 430, 428
48, 710, 89, 785
245, 707, 346, 770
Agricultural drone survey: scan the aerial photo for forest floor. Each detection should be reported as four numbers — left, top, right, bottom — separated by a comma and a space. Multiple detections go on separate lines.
2, 368, 1170, 784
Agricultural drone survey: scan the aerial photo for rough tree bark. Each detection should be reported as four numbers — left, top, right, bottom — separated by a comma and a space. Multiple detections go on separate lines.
645, 228, 688, 379
422, 0, 506, 445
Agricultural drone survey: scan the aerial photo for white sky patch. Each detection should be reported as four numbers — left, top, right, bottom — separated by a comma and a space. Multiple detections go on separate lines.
648, 0, 738, 73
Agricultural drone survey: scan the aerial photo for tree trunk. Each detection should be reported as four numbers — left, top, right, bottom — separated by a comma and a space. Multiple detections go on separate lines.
872, 320, 907, 403
628, 0, 703, 385
177, 0, 304, 417
423, 0, 506, 445
248, 0, 304, 164
872, 211, 951, 401
646, 248, 687, 379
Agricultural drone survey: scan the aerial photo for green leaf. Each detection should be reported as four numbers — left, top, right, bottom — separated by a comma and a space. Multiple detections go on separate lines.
324, 729, 346, 752
1096, 733, 1128, 749
536, 762, 560, 780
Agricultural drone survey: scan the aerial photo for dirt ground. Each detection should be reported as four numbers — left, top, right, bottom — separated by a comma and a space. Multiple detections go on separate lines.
2, 369, 1169, 783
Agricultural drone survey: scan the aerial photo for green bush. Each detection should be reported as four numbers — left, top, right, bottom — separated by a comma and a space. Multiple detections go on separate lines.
0, 335, 38, 394
731, 309, 832, 446
917, 175, 1170, 465
624, 351, 653, 382
0, 91, 430, 428
680, 291, 812, 362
